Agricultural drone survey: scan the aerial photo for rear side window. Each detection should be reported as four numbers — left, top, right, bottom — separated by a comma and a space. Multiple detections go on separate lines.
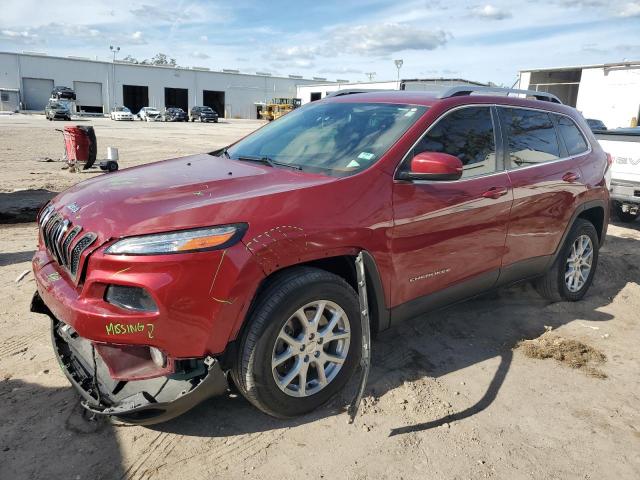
412, 106, 497, 178
555, 115, 589, 156
499, 108, 560, 168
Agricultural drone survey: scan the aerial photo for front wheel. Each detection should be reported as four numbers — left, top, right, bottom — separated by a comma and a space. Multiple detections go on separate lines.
535, 218, 599, 302
231, 267, 361, 418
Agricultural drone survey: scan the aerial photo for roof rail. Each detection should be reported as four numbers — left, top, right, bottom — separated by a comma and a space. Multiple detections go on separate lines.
325, 89, 388, 98
438, 86, 562, 104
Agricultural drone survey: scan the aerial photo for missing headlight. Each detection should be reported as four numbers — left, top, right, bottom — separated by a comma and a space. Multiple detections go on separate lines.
105, 285, 158, 312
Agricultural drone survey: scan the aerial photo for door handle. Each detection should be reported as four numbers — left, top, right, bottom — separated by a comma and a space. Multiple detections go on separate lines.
562, 172, 581, 183
482, 186, 509, 199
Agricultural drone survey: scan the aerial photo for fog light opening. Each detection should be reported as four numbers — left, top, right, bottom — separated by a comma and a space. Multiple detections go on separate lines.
105, 285, 158, 312
149, 347, 166, 368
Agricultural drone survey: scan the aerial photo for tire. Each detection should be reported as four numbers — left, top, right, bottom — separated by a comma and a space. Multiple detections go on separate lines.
535, 218, 599, 302
231, 267, 361, 418
615, 204, 639, 223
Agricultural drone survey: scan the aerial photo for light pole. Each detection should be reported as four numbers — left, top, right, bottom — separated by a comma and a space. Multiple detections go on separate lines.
394, 59, 403, 90
109, 45, 120, 61
109, 46, 120, 111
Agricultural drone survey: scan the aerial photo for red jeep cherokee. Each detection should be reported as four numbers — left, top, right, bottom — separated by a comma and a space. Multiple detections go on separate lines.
31, 87, 609, 424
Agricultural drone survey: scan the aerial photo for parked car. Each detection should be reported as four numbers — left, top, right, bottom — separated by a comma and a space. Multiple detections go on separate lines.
137, 107, 162, 122
586, 118, 607, 132
51, 86, 76, 101
190, 105, 219, 122
44, 100, 71, 121
31, 87, 609, 425
163, 107, 187, 122
110, 106, 134, 121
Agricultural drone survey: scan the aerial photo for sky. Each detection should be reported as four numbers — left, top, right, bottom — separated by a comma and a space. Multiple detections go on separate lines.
0, 0, 639, 85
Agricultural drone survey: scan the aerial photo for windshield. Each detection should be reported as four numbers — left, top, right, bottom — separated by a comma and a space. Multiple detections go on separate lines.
227, 102, 426, 177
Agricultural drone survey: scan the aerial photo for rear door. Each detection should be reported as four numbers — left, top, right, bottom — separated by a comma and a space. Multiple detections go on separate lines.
499, 107, 588, 272
391, 105, 513, 317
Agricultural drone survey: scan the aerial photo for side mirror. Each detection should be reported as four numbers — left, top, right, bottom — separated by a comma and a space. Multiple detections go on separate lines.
398, 152, 463, 181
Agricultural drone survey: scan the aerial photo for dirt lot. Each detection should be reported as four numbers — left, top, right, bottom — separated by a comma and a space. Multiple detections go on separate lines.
1, 114, 639, 480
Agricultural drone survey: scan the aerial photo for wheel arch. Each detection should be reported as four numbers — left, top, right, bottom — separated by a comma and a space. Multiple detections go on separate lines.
230, 251, 389, 354
578, 204, 605, 244
550, 199, 608, 268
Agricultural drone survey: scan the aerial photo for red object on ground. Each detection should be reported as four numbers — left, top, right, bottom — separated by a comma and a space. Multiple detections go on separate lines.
62, 126, 90, 162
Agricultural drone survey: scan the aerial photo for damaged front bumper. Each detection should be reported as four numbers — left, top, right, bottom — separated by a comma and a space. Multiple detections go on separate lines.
33, 292, 228, 425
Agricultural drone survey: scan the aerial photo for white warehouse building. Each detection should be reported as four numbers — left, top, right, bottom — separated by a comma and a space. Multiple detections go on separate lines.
519, 61, 640, 129
0, 51, 325, 119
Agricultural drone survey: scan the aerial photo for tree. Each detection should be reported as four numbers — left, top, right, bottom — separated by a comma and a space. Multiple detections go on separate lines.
142, 53, 177, 66
119, 53, 178, 66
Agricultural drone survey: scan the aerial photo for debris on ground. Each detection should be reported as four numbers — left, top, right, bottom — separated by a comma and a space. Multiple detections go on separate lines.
15, 269, 30, 283
517, 331, 607, 378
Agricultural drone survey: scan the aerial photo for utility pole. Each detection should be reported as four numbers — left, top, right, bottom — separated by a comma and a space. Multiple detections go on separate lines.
394, 59, 403, 90
109, 46, 120, 111
365, 72, 376, 81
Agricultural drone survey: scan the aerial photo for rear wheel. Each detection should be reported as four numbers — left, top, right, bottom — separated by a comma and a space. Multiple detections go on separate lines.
535, 218, 599, 302
231, 267, 361, 418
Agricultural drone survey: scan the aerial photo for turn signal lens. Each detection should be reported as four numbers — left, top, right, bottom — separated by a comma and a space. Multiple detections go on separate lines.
176, 230, 235, 251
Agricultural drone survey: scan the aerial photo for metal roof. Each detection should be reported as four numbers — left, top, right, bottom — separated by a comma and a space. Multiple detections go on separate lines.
520, 60, 640, 73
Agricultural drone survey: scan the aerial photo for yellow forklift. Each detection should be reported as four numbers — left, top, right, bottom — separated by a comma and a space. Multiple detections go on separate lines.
259, 98, 302, 121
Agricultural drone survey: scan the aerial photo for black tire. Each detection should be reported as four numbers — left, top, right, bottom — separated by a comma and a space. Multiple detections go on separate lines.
535, 218, 599, 302
231, 267, 361, 418
615, 204, 639, 223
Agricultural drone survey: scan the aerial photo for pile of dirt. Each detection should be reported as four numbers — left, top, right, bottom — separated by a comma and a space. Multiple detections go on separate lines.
517, 331, 607, 378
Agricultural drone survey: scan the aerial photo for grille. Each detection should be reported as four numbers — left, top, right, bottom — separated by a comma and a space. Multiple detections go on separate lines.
38, 205, 97, 279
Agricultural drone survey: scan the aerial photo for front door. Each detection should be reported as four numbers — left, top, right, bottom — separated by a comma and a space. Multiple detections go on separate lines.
391, 106, 513, 319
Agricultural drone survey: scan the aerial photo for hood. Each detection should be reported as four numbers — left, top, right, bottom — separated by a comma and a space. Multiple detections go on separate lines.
49, 154, 335, 242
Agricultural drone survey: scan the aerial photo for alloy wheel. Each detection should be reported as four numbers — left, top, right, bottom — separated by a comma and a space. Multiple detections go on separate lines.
271, 300, 351, 397
565, 234, 593, 292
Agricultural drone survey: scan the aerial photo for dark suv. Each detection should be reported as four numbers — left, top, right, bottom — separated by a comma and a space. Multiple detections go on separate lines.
51, 86, 76, 101
190, 106, 219, 122
163, 107, 187, 122
31, 87, 609, 425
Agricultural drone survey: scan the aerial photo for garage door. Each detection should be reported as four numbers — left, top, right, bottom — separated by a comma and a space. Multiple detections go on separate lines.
74, 81, 103, 113
22, 77, 54, 111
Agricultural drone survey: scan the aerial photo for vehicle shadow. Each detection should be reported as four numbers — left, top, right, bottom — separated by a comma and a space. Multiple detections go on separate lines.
0, 189, 56, 223
0, 379, 125, 480
611, 218, 640, 231
156, 232, 637, 439
0, 250, 35, 267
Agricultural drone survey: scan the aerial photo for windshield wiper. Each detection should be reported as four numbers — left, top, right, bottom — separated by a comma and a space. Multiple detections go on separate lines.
237, 155, 302, 171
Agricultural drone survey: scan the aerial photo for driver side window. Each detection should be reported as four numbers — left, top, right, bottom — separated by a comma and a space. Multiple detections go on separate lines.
411, 106, 498, 179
